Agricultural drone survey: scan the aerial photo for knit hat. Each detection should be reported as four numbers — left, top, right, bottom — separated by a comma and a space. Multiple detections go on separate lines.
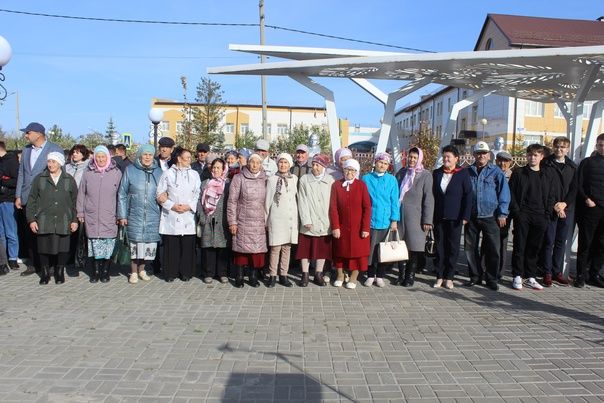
137, 144, 155, 158
312, 153, 330, 168
47, 151, 65, 167
277, 153, 293, 168
248, 153, 263, 163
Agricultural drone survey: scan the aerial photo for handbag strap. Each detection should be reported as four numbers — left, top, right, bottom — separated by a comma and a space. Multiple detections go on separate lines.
384, 228, 401, 242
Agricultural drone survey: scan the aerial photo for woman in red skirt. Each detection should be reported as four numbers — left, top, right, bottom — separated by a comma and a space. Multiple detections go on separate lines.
329, 159, 372, 289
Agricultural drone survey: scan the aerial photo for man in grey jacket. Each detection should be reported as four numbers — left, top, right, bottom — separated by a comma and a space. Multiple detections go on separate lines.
15, 122, 63, 276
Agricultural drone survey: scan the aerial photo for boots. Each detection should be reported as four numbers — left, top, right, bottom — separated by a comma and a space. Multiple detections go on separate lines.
279, 275, 293, 287
300, 272, 309, 287
39, 266, 50, 285
267, 276, 277, 288
100, 259, 110, 283
313, 272, 326, 287
234, 266, 244, 288
249, 268, 260, 288
398, 262, 406, 286
402, 254, 417, 287
90, 260, 99, 283
55, 266, 65, 284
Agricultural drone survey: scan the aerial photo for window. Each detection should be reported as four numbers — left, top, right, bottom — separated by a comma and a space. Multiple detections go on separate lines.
224, 123, 234, 134
554, 101, 593, 119
277, 124, 288, 135
160, 121, 169, 131
447, 97, 452, 112
436, 101, 443, 117
524, 101, 544, 117
240, 123, 249, 134
485, 38, 493, 50
461, 118, 467, 130
524, 134, 542, 145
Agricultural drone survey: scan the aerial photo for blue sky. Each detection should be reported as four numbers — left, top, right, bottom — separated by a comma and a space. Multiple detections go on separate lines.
0, 0, 602, 144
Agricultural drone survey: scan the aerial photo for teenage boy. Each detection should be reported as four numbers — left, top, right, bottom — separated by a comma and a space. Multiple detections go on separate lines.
508, 144, 560, 290
541, 137, 576, 286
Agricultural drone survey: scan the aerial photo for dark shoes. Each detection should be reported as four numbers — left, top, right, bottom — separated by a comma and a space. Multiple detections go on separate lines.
39, 266, 50, 285
464, 278, 482, 287
485, 281, 499, 291
300, 272, 309, 287
100, 260, 110, 283
313, 272, 326, 287
553, 272, 570, 285
234, 266, 244, 288
8, 260, 19, 270
279, 275, 293, 287
543, 273, 553, 287
573, 277, 585, 288
54, 267, 65, 284
402, 271, 416, 287
249, 269, 260, 288
21, 266, 36, 276
0, 264, 9, 276
267, 276, 277, 288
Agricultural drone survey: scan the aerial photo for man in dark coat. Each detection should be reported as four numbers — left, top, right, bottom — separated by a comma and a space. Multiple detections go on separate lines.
191, 143, 211, 181
0, 141, 20, 270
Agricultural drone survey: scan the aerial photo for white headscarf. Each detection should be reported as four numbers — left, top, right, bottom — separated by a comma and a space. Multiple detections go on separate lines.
342, 159, 360, 191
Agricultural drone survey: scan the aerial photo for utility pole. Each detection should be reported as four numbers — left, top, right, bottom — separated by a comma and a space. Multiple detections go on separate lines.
15, 90, 19, 133
259, 0, 268, 140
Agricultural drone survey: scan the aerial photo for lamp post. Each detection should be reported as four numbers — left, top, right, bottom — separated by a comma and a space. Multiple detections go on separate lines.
148, 108, 164, 150
0, 35, 13, 101
480, 118, 488, 140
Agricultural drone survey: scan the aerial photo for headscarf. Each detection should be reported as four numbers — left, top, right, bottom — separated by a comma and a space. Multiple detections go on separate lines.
137, 144, 155, 160
274, 153, 293, 206
342, 159, 360, 191
47, 151, 65, 167
399, 147, 425, 202
92, 145, 111, 173
374, 152, 391, 164
201, 159, 227, 216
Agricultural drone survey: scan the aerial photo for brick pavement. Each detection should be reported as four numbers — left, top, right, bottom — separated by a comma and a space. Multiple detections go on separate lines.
0, 264, 603, 402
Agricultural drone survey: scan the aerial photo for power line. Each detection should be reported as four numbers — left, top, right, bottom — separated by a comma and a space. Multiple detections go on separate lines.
0, 8, 434, 53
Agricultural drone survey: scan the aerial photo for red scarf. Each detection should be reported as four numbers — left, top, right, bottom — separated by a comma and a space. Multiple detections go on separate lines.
442, 166, 463, 174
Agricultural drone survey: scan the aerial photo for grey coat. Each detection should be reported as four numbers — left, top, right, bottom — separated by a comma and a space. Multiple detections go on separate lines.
395, 168, 434, 251
117, 158, 162, 243
16, 140, 63, 205
76, 160, 122, 239
198, 179, 230, 248
227, 166, 267, 254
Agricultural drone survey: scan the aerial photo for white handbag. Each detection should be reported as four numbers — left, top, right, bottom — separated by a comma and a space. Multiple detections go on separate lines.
378, 229, 409, 263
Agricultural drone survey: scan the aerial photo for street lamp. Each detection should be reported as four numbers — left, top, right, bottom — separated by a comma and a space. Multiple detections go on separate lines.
148, 108, 164, 150
0, 35, 13, 101
480, 118, 488, 139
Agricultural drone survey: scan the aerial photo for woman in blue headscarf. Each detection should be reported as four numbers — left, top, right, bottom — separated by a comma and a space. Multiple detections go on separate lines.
117, 144, 163, 284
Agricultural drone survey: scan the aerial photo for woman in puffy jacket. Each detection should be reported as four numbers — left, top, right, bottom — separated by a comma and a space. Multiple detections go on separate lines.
156, 147, 200, 282
76, 145, 122, 283
117, 144, 163, 284
227, 153, 267, 288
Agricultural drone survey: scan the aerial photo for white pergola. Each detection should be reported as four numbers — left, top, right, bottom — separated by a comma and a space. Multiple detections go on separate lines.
209, 44, 604, 165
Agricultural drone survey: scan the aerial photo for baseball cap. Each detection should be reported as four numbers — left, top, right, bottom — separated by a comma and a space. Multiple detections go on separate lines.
473, 141, 490, 153
21, 122, 45, 135
255, 139, 270, 151
296, 144, 309, 153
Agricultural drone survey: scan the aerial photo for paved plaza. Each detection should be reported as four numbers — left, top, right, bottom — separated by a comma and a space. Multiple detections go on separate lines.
0, 262, 603, 403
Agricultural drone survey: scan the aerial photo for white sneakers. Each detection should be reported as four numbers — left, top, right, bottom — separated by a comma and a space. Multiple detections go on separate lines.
138, 271, 151, 281
345, 281, 357, 289
130, 271, 151, 284
513, 276, 544, 290
364, 277, 385, 287
129, 273, 138, 284
375, 278, 385, 288
333, 280, 343, 287
364, 277, 375, 287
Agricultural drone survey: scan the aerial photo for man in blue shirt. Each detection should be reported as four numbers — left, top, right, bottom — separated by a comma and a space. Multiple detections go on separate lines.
464, 141, 510, 291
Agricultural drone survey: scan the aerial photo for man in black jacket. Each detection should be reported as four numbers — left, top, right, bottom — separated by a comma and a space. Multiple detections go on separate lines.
0, 141, 20, 270
541, 137, 577, 286
191, 143, 211, 181
575, 133, 604, 288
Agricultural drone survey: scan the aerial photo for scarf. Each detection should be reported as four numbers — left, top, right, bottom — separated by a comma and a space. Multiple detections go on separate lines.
201, 171, 226, 215
442, 166, 463, 174
93, 146, 111, 173
342, 177, 355, 192
274, 171, 292, 206
399, 147, 425, 203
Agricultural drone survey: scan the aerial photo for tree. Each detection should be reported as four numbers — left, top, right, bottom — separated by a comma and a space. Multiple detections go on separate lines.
78, 130, 106, 150
47, 124, 77, 150
410, 126, 440, 169
269, 124, 332, 156
105, 117, 118, 145
235, 130, 260, 150
177, 76, 195, 150
193, 77, 226, 148
510, 134, 526, 156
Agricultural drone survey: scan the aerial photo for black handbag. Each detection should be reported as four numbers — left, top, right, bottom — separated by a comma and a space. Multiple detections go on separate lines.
425, 228, 437, 257
75, 223, 87, 270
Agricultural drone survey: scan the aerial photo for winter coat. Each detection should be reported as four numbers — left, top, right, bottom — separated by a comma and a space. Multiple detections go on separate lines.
198, 179, 230, 248
26, 170, 78, 236
265, 174, 298, 246
543, 154, 578, 211
77, 159, 122, 238
432, 168, 473, 223
227, 166, 268, 254
0, 151, 19, 203
395, 168, 434, 252
362, 172, 400, 230
157, 165, 200, 236
117, 157, 163, 243
297, 173, 334, 237
577, 153, 604, 208
291, 160, 311, 179
16, 140, 63, 205
65, 160, 87, 187
329, 179, 371, 259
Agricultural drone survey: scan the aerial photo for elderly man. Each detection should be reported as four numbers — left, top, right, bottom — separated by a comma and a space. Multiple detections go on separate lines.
464, 141, 510, 291
155, 137, 175, 171
15, 122, 63, 276
191, 142, 211, 181
255, 139, 277, 177
291, 144, 312, 178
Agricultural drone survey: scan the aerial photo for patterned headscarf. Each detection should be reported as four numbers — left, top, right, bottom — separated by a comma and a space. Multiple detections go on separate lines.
274, 153, 293, 206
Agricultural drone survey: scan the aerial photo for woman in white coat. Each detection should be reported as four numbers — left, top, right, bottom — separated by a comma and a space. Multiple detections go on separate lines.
265, 153, 298, 287
156, 147, 201, 282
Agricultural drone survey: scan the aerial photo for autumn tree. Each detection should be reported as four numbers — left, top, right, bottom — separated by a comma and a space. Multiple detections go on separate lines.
47, 124, 77, 150
411, 126, 440, 169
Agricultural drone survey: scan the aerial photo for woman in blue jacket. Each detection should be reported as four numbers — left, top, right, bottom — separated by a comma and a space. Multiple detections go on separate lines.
117, 144, 163, 284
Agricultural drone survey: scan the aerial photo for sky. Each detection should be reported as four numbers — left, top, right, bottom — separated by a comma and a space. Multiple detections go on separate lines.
0, 0, 602, 144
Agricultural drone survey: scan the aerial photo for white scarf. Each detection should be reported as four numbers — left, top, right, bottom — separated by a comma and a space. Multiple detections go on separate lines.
342, 177, 355, 192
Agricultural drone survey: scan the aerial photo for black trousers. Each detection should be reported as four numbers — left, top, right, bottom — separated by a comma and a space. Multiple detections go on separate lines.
434, 219, 463, 280
162, 235, 196, 280
577, 206, 604, 280
511, 212, 548, 278
465, 217, 501, 284
202, 247, 228, 278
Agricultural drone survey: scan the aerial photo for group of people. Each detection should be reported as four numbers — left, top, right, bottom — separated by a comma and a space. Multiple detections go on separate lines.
1, 121, 603, 291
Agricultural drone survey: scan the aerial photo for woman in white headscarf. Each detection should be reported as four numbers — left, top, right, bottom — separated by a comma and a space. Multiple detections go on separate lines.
329, 159, 371, 289
265, 153, 298, 287
395, 147, 434, 287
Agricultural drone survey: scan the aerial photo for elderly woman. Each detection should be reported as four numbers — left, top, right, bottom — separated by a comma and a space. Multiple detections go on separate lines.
224, 150, 240, 180
362, 152, 400, 287
198, 157, 230, 284
65, 144, 89, 187
329, 147, 353, 180
117, 144, 162, 284
329, 159, 371, 289
265, 153, 298, 288
395, 147, 434, 287
227, 153, 267, 288
156, 147, 200, 282
297, 154, 334, 286
76, 145, 122, 283
27, 152, 78, 284
432, 145, 472, 289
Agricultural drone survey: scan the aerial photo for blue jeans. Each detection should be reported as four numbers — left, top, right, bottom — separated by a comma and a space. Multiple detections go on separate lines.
0, 201, 19, 260
543, 216, 571, 276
